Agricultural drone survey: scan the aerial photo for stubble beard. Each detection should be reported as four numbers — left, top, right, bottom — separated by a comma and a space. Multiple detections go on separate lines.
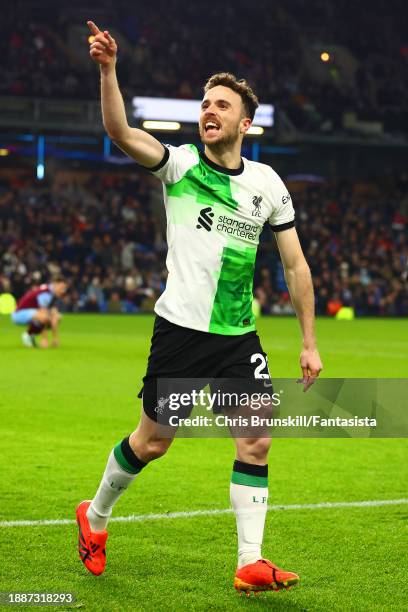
199, 126, 240, 155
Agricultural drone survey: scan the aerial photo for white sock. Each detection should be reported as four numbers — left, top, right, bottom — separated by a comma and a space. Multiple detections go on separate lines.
230, 463, 268, 568
87, 450, 140, 532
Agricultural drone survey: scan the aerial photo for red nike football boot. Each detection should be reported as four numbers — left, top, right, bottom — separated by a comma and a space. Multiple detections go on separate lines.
234, 559, 299, 594
76, 500, 108, 576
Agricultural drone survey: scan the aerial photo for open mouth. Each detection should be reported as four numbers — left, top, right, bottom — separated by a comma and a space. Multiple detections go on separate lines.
204, 121, 221, 135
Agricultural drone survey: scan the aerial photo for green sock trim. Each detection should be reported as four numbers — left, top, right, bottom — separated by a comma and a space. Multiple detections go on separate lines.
231, 471, 268, 488
113, 443, 140, 474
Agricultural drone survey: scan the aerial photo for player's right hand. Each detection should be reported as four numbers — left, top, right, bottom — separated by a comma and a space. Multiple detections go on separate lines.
87, 21, 117, 67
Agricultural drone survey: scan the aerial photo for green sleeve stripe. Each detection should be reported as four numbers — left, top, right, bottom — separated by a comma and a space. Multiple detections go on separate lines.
113, 443, 140, 474
231, 471, 268, 488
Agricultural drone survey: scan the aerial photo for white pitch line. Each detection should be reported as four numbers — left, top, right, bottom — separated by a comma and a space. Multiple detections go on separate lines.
0, 498, 407, 528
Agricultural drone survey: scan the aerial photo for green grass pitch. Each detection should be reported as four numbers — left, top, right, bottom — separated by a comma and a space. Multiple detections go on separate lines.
0, 315, 407, 611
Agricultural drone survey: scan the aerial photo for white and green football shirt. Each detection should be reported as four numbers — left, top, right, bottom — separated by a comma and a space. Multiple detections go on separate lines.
149, 144, 295, 335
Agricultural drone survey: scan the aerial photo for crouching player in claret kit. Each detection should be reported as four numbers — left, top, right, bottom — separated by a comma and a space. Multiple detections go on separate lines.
76, 20, 323, 595
11, 277, 67, 348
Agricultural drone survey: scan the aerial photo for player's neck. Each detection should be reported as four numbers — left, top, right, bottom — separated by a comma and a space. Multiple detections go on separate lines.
204, 145, 242, 170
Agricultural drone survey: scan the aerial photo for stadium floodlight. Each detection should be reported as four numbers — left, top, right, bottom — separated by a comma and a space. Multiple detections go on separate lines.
247, 126, 264, 135
142, 120, 181, 131
134, 97, 274, 127
0, 148, 10, 156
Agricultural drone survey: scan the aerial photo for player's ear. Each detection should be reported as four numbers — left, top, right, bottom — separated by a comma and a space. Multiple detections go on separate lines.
240, 117, 252, 134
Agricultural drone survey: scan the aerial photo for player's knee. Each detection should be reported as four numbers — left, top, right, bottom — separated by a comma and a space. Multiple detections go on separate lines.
35, 309, 50, 324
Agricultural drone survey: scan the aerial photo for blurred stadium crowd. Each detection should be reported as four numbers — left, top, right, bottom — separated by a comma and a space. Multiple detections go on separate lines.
1, 171, 406, 317
0, 172, 165, 314
1, 0, 407, 134
0, 0, 407, 318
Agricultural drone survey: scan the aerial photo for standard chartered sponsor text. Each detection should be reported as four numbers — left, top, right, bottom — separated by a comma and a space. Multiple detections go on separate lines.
216, 215, 260, 240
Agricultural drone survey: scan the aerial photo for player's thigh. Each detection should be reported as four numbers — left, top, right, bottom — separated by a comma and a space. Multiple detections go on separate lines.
215, 332, 273, 419
34, 308, 51, 324
217, 331, 272, 382
217, 332, 274, 443
11, 308, 37, 325
140, 316, 213, 423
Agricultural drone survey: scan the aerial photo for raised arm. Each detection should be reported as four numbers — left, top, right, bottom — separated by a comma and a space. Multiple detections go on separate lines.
274, 227, 323, 390
87, 21, 165, 168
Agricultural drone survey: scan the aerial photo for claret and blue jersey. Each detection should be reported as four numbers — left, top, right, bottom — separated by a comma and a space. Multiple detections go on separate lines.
11, 284, 55, 326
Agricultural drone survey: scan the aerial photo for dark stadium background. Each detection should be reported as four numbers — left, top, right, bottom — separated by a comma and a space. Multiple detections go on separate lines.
0, 0, 407, 316
1, 3, 407, 611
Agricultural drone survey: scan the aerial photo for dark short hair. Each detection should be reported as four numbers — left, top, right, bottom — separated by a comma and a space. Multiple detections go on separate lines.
52, 275, 67, 284
204, 72, 259, 121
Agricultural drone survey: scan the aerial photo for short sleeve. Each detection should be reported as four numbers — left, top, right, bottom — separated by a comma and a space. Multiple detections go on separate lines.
147, 144, 199, 185
37, 292, 53, 308
267, 169, 295, 232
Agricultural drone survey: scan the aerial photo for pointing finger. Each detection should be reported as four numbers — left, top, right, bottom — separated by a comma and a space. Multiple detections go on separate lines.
87, 21, 100, 35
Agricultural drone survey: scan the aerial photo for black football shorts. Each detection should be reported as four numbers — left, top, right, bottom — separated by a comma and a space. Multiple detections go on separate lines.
139, 316, 273, 422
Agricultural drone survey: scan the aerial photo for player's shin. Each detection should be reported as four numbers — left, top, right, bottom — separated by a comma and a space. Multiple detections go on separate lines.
230, 460, 268, 568
87, 436, 147, 532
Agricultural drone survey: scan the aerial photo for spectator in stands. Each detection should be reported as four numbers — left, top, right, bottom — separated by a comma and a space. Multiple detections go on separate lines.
0, 1, 407, 134
0, 169, 406, 317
